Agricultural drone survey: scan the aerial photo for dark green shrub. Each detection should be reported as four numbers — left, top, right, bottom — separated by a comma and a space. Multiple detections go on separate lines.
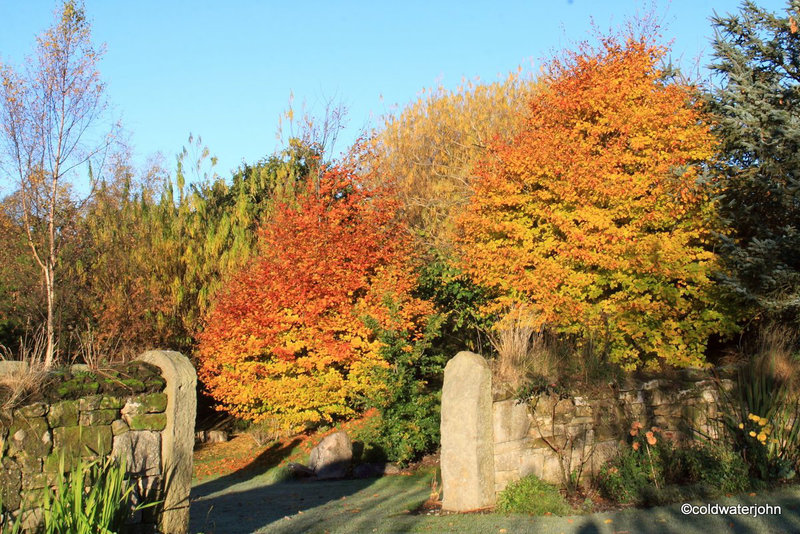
363, 313, 446, 466
496, 475, 572, 515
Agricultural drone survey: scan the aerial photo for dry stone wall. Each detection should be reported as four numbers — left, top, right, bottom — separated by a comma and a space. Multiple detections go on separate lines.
0, 350, 195, 534
441, 352, 731, 505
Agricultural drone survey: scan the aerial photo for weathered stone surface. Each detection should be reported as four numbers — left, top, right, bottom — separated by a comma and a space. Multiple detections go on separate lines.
124, 413, 167, 431
79, 395, 104, 411
113, 430, 162, 476
492, 399, 531, 444
112, 419, 130, 436
100, 395, 125, 409
309, 430, 352, 479
14, 402, 47, 418
122, 393, 168, 417
441, 351, 495, 511
52, 424, 112, 458
80, 409, 118, 426
0, 458, 21, 511
8, 417, 51, 457
47, 400, 79, 427
288, 462, 315, 477
137, 350, 196, 534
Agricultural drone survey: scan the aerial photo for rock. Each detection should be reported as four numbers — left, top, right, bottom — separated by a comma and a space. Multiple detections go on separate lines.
308, 430, 352, 479
206, 430, 228, 443
287, 462, 315, 478
441, 351, 495, 512
352, 462, 400, 478
112, 430, 161, 476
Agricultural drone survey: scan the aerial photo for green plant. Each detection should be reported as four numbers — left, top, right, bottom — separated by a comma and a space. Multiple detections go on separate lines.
41, 455, 160, 534
496, 474, 572, 515
597, 422, 666, 504
363, 313, 446, 466
716, 340, 800, 481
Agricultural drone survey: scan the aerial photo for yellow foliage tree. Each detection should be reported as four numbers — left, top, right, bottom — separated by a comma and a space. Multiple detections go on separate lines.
371, 71, 539, 252
456, 33, 735, 370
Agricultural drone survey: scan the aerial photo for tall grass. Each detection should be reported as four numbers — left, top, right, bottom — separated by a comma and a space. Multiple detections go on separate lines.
41, 455, 160, 534
0, 328, 50, 410
488, 304, 557, 390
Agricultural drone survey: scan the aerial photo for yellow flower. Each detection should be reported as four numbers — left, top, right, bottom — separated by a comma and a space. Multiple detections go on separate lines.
749, 431, 757, 437
758, 432, 767, 441
738, 423, 745, 429
758, 417, 768, 427
748, 413, 757, 421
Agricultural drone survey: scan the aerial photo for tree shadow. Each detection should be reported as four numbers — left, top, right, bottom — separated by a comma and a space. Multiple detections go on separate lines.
192, 438, 302, 500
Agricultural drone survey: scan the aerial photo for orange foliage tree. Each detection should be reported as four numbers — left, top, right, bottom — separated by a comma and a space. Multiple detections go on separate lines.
196, 165, 433, 429
456, 32, 735, 370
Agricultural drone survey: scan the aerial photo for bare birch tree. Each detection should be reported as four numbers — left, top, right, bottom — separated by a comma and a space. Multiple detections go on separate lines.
0, 1, 116, 367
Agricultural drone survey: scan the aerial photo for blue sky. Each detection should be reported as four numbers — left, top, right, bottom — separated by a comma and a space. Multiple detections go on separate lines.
0, 0, 790, 181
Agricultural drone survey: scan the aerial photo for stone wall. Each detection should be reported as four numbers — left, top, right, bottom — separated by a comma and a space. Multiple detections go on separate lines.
0, 350, 196, 534
441, 352, 731, 509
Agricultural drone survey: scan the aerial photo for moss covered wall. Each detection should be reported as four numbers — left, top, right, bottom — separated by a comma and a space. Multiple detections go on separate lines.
0, 351, 196, 534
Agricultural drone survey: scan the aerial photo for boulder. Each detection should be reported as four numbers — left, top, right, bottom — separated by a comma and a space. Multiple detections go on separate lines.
308, 430, 352, 479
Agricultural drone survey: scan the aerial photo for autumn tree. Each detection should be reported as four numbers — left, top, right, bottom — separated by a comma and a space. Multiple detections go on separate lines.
196, 166, 433, 429
457, 32, 735, 370
371, 72, 538, 252
708, 0, 800, 325
0, 1, 116, 366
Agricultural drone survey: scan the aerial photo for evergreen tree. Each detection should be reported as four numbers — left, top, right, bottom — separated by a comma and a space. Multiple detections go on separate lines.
709, 0, 800, 324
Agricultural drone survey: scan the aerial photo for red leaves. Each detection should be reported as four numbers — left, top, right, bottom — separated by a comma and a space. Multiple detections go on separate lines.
196, 166, 432, 428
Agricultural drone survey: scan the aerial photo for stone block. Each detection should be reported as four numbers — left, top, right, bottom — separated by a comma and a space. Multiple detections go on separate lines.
112, 419, 130, 436
494, 450, 522, 472
100, 395, 125, 409
52, 424, 112, 458
541, 454, 562, 484
80, 409, 118, 426
492, 399, 531, 444
494, 470, 518, 494
14, 402, 47, 418
79, 395, 103, 411
121, 393, 168, 417
520, 450, 543, 478
8, 417, 51, 458
47, 400, 79, 427
113, 430, 162, 477
124, 413, 167, 431
1, 458, 21, 511
441, 351, 495, 512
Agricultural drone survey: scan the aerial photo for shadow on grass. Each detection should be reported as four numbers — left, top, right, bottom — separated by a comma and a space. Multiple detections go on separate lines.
192, 438, 302, 500
190, 471, 432, 534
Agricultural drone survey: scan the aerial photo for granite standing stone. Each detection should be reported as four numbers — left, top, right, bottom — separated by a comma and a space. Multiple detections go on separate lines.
441, 351, 495, 511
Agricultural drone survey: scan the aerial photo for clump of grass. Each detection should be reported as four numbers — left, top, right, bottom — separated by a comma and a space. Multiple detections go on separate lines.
496, 474, 572, 515
0, 328, 50, 410
488, 304, 557, 390
41, 455, 160, 534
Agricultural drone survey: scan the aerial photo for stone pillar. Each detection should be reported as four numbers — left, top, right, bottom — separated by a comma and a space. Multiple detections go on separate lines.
441, 351, 495, 511
137, 350, 196, 534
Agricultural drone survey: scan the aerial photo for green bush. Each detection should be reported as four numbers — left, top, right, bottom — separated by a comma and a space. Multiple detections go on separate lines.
496, 475, 572, 515
363, 313, 446, 466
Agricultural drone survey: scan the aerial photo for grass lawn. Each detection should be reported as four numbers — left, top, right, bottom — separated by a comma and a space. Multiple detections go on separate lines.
190, 435, 800, 534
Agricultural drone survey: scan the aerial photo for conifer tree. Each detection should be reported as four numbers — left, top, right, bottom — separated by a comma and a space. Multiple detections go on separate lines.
709, 0, 800, 324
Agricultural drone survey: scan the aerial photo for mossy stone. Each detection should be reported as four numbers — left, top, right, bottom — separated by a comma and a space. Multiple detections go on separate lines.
0, 457, 21, 511
111, 419, 129, 436
124, 413, 167, 431
14, 402, 48, 418
8, 417, 51, 458
79, 395, 103, 411
79, 409, 118, 426
47, 400, 79, 427
99, 395, 124, 409
52, 425, 112, 459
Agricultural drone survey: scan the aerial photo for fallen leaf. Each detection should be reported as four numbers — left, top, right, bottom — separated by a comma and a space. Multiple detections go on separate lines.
567, 519, 574, 524
605, 519, 613, 524
749, 493, 757, 497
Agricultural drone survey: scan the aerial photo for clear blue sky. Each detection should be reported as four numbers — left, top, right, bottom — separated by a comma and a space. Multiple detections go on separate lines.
0, 0, 790, 181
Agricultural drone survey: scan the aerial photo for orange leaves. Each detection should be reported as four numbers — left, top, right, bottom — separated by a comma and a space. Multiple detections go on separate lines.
456, 31, 734, 369
196, 166, 432, 429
